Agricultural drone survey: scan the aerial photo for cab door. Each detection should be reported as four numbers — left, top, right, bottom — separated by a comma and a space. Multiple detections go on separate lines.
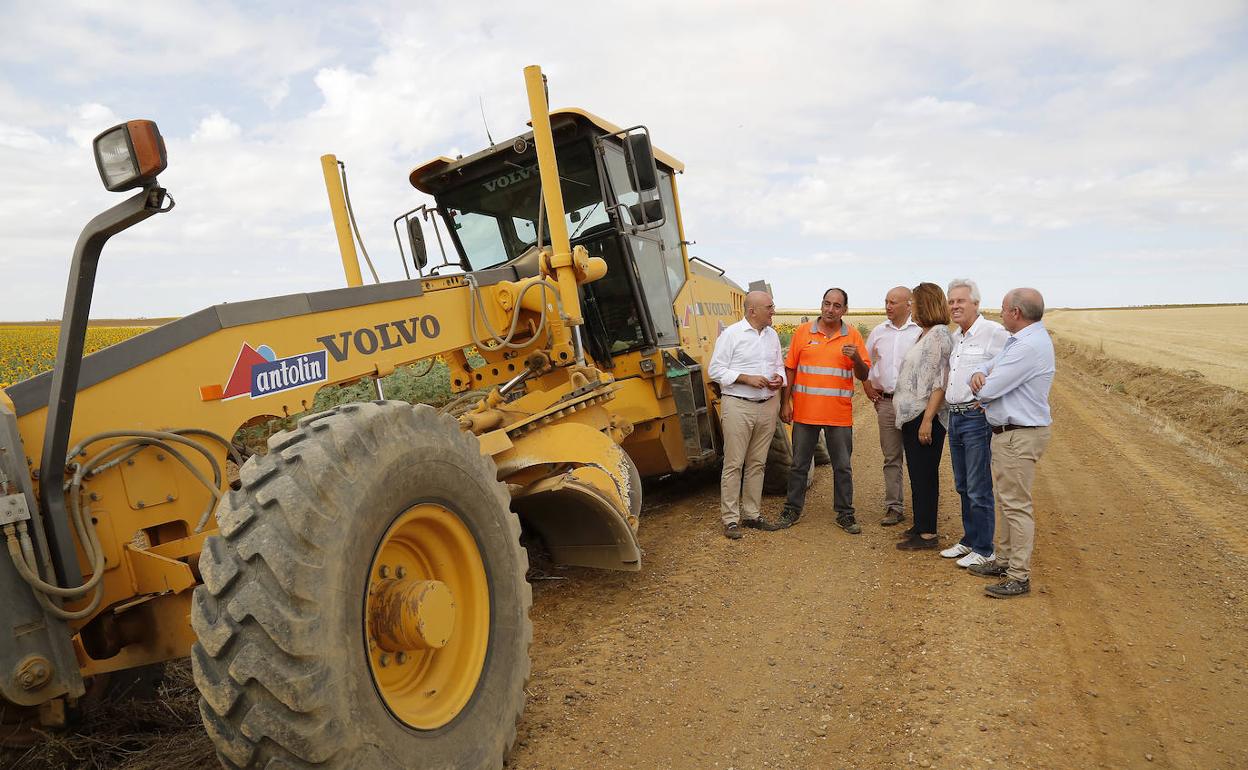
597, 142, 680, 348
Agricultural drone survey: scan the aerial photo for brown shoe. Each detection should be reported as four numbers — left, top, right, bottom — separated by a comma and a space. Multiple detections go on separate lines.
723, 522, 743, 540
742, 517, 781, 532
896, 533, 939, 550
881, 510, 904, 527
968, 560, 1008, 578
985, 578, 1030, 598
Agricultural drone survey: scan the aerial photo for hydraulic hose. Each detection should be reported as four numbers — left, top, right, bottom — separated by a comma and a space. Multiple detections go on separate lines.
3, 427, 233, 623
466, 273, 565, 352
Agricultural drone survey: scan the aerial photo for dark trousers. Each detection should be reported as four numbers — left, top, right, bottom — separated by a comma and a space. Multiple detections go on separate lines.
901, 415, 946, 534
785, 423, 854, 517
948, 409, 995, 555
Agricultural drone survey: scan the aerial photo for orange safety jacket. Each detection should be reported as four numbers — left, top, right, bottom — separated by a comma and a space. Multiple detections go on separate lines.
785, 320, 870, 427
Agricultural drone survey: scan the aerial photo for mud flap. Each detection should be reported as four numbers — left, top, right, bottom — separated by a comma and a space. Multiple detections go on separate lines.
497, 422, 641, 571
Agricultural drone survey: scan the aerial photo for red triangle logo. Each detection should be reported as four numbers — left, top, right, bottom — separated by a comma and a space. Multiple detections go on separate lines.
223, 343, 267, 399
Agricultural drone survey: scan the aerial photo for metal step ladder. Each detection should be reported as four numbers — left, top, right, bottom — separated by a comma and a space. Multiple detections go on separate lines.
662, 350, 718, 467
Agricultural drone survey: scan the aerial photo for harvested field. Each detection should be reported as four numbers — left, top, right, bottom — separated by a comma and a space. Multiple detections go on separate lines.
1046, 305, 1248, 390
4, 309, 1247, 770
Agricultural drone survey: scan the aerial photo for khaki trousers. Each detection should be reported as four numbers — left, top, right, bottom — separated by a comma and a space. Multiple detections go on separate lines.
990, 426, 1051, 581
720, 395, 780, 525
874, 397, 905, 515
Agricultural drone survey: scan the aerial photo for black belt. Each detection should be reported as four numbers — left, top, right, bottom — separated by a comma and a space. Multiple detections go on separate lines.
948, 401, 981, 414
879, 392, 893, 399
725, 394, 774, 403
991, 424, 1039, 435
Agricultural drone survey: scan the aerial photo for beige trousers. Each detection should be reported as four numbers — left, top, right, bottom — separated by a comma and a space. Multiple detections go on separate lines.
720, 395, 780, 525
874, 397, 905, 515
990, 426, 1052, 581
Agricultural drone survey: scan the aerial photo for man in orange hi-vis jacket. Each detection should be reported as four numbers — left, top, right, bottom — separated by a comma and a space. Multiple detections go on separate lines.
778, 287, 871, 533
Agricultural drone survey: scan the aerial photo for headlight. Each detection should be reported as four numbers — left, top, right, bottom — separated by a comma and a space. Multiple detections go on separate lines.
92, 120, 167, 192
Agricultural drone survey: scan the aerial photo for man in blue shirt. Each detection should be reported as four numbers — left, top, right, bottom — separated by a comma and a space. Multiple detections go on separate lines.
968, 288, 1055, 598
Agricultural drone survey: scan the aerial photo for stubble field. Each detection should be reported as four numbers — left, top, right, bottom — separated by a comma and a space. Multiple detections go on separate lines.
1045, 305, 1248, 390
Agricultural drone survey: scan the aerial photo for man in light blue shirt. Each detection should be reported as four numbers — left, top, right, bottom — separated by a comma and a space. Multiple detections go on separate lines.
968, 288, 1054, 598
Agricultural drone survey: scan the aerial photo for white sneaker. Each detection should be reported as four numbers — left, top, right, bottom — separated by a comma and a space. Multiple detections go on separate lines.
956, 551, 994, 568
940, 543, 972, 559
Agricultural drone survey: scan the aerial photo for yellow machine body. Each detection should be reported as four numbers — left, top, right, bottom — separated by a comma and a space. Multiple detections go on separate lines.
0, 66, 746, 753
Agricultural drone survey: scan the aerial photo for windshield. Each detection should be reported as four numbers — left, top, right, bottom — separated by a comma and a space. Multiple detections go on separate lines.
437, 139, 609, 270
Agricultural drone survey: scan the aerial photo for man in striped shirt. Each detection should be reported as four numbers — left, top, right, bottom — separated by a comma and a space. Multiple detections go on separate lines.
778, 288, 871, 532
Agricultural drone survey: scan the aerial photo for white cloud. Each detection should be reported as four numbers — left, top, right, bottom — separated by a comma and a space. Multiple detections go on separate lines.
66, 103, 118, 147
0, 122, 50, 150
768, 250, 884, 268
191, 112, 242, 143
0, 0, 330, 98
0, 0, 1246, 320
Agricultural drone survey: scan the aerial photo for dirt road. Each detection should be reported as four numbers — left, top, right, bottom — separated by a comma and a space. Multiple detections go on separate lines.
6, 360, 1245, 769
510, 364, 1248, 770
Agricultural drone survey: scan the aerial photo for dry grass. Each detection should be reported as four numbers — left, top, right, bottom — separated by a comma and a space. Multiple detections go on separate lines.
1, 663, 214, 770
1046, 306, 1248, 391
1052, 332, 1248, 458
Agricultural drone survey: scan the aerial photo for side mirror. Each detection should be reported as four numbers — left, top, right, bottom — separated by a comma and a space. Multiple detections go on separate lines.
628, 200, 664, 225
625, 133, 658, 195
621, 130, 665, 231
407, 217, 428, 270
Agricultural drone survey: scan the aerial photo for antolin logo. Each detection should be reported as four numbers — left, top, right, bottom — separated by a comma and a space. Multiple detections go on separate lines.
222, 343, 329, 400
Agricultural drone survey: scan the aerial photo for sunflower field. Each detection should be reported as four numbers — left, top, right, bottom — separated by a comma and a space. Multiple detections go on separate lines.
773, 321, 874, 348
774, 321, 796, 347
0, 326, 150, 390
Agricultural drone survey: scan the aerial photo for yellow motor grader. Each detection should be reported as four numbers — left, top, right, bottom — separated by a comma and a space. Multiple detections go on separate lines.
0, 66, 755, 767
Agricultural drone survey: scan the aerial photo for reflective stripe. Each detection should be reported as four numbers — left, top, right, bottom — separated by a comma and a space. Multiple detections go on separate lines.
793, 384, 854, 398
798, 364, 852, 378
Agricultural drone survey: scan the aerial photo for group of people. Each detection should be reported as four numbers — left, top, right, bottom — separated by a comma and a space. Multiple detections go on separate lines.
707, 280, 1055, 599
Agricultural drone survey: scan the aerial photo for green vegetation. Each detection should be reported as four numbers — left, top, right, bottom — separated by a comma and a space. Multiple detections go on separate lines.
235, 359, 462, 455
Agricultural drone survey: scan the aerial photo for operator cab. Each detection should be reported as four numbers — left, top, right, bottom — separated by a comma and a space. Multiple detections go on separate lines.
408, 110, 688, 363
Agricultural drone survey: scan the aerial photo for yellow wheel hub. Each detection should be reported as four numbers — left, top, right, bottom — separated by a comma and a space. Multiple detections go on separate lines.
365, 503, 489, 729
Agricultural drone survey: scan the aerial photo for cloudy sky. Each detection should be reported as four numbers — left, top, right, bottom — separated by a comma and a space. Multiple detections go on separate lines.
1, 0, 1245, 319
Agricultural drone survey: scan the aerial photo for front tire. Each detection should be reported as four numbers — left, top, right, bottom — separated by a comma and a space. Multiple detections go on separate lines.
191, 401, 531, 769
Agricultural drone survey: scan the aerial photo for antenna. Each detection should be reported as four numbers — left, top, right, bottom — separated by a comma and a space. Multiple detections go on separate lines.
479, 96, 495, 146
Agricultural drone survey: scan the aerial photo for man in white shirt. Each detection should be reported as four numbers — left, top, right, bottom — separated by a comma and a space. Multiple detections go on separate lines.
708, 291, 787, 539
863, 286, 921, 527
941, 278, 1010, 568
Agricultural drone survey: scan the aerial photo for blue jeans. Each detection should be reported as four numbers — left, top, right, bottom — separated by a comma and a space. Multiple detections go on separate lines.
948, 409, 995, 556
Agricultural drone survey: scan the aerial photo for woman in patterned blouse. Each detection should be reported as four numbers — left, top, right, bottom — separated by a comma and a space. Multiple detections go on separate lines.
893, 282, 954, 550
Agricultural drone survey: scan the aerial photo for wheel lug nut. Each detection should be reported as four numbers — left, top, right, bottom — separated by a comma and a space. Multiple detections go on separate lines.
395, 566, 407, 579
397, 652, 408, 664
379, 654, 390, 667
379, 565, 390, 578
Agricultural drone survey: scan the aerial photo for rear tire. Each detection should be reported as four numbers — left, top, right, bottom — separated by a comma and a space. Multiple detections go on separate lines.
763, 422, 824, 495
191, 401, 531, 769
